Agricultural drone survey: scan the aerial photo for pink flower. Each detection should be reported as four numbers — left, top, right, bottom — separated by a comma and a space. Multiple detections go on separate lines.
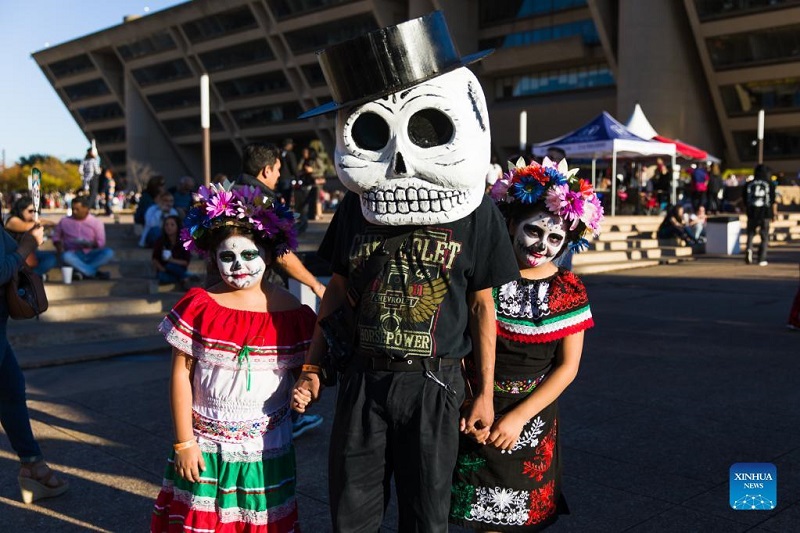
546, 184, 584, 222
206, 189, 237, 218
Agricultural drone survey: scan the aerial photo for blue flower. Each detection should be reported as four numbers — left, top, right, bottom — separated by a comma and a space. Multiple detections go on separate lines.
511, 175, 545, 204
544, 166, 568, 186
569, 238, 590, 253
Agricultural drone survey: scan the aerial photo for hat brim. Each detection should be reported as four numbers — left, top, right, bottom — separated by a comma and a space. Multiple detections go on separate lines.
297, 48, 493, 120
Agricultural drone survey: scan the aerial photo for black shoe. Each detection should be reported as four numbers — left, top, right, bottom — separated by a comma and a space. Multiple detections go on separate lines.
94, 271, 111, 280
72, 271, 85, 281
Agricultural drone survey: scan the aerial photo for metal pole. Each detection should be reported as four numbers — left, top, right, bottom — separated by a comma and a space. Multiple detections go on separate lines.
611, 148, 617, 216
591, 158, 596, 189
201, 74, 211, 187
519, 111, 527, 156
671, 153, 678, 206
757, 108, 764, 165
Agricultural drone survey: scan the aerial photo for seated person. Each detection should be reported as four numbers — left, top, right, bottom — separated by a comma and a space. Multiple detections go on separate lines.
139, 192, 178, 248
168, 176, 196, 218
52, 196, 114, 280
152, 215, 193, 285
4, 196, 57, 278
685, 205, 707, 242
657, 204, 697, 244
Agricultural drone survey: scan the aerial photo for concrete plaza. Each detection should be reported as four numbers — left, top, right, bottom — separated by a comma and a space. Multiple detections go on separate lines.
1, 243, 798, 532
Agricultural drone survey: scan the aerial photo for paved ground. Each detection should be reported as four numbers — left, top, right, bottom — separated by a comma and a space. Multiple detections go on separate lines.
1, 242, 798, 531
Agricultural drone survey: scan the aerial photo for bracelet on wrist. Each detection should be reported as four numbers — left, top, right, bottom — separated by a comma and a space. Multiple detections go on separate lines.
301, 364, 321, 374
173, 439, 197, 452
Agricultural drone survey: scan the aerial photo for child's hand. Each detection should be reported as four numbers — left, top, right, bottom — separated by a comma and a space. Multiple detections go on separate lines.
487, 412, 527, 452
292, 386, 313, 413
173, 444, 206, 483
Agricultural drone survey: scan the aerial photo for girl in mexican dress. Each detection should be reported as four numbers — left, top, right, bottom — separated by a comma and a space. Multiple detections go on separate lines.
450, 158, 603, 531
151, 184, 315, 532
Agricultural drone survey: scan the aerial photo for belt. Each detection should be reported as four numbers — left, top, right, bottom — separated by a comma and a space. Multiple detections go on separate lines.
359, 354, 460, 372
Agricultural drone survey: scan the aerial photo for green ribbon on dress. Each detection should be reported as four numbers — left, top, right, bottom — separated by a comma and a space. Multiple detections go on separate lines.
237, 345, 252, 391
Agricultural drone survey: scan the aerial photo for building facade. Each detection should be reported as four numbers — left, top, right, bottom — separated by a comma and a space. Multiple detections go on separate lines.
32, 0, 800, 185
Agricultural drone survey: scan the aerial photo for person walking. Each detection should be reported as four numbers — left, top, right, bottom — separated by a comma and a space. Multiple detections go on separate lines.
451, 158, 602, 531
743, 164, 777, 266
1, 221, 69, 504
150, 185, 315, 532
78, 147, 100, 203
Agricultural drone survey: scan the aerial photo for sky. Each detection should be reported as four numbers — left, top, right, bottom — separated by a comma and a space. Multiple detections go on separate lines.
0, 0, 185, 167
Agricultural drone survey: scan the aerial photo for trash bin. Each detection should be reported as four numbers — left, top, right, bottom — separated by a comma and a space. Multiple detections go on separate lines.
706, 216, 741, 255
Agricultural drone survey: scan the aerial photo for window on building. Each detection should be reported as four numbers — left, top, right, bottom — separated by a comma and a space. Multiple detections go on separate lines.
215, 72, 289, 100
182, 6, 258, 44
105, 150, 126, 165
301, 64, 327, 86
479, 0, 588, 27
480, 19, 599, 49
232, 102, 304, 129
117, 31, 176, 60
63, 78, 111, 101
707, 24, 800, 69
91, 127, 126, 145
267, 0, 357, 20
694, 0, 800, 21
720, 77, 800, 116
48, 54, 94, 78
284, 14, 378, 55
162, 115, 222, 137
147, 87, 200, 112
734, 127, 800, 160
494, 63, 614, 99
77, 102, 124, 123
198, 40, 275, 73
132, 58, 192, 86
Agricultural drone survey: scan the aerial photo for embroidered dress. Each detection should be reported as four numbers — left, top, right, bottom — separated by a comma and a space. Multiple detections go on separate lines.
450, 269, 593, 531
151, 288, 316, 533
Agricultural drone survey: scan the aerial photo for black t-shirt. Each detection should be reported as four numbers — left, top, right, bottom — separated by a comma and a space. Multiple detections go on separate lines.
319, 192, 518, 360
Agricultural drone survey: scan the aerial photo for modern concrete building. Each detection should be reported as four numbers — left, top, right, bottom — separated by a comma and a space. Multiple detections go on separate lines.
32, 0, 800, 185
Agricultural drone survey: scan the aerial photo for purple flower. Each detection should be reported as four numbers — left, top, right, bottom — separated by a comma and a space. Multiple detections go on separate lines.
546, 184, 583, 221
490, 178, 511, 202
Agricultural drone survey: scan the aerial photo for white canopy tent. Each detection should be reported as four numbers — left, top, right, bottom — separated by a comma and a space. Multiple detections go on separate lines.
532, 112, 677, 215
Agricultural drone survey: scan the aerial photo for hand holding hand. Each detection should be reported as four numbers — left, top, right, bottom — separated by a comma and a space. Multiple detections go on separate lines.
292, 371, 322, 413
460, 393, 494, 444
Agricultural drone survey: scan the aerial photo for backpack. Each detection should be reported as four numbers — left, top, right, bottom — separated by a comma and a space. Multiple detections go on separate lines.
746, 180, 770, 208
692, 168, 708, 192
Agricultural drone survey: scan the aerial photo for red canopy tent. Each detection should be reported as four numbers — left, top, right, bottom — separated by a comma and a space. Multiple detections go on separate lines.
653, 135, 707, 160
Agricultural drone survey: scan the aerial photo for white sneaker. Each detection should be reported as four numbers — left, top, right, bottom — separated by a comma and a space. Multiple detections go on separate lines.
758, 261, 768, 266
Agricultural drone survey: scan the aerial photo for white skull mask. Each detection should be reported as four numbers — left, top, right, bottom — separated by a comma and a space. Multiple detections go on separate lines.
335, 67, 490, 225
215, 235, 267, 290
512, 212, 568, 268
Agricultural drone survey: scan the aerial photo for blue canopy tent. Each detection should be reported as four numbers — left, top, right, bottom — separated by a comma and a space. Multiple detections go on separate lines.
532, 111, 676, 215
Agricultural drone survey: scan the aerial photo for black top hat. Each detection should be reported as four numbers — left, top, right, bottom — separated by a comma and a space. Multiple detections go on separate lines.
298, 11, 492, 119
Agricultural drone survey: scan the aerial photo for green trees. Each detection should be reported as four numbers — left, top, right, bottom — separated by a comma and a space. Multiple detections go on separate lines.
0, 155, 81, 194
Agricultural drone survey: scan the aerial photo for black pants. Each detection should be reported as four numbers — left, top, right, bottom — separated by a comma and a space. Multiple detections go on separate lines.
746, 217, 771, 262
329, 362, 465, 533
293, 186, 313, 233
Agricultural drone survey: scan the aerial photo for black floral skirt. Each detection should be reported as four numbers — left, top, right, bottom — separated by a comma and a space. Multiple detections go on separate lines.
449, 391, 568, 531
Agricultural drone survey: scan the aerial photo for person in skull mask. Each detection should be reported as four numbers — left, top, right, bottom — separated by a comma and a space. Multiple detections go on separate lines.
291, 12, 519, 532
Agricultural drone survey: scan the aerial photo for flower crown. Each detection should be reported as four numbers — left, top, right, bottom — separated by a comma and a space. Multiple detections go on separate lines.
181, 182, 298, 257
490, 157, 604, 253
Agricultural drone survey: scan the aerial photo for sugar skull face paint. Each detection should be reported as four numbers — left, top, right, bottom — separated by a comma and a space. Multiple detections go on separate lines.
215, 235, 267, 289
512, 212, 568, 268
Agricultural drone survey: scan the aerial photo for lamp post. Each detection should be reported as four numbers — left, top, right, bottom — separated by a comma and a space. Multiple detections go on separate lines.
201, 74, 211, 187
757, 108, 764, 165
